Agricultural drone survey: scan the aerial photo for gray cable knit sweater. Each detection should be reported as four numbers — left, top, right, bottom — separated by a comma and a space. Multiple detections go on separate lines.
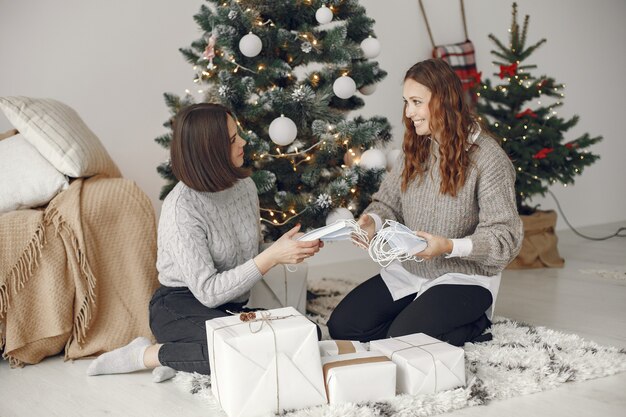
364, 134, 523, 279
156, 178, 263, 308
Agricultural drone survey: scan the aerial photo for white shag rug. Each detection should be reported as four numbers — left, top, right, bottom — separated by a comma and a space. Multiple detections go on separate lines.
173, 277, 626, 417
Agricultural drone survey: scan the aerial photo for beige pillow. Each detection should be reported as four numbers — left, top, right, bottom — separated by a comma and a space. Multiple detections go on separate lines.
0, 96, 121, 178
0, 134, 70, 213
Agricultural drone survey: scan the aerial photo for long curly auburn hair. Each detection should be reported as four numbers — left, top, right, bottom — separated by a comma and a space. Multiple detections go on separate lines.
401, 59, 481, 196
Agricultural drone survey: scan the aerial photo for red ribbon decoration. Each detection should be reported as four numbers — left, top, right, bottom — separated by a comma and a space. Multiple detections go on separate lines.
464, 69, 483, 90
515, 108, 538, 119
565, 142, 577, 149
533, 148, 554, 159
499, 62, 518, 79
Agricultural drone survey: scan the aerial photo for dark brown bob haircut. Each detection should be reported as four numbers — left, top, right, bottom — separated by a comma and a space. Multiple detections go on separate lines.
170, 102, 249, 193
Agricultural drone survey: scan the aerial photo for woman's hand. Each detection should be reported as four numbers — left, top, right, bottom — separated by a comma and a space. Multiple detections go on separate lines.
357, 214, 376, 243
414, 231, 453, 260
254, 224, 322, 274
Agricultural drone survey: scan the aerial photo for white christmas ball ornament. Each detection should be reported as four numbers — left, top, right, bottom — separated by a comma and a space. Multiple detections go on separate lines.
333, 76, 357, 99
360, 37, 381, 59
359, 149, 387, 170
359, 84, 377, 95
239, 32, 262, 57
315, 5, 333, 24
326, 207, 354, 225
386, 149, 402, 171
269, 115, 297, 146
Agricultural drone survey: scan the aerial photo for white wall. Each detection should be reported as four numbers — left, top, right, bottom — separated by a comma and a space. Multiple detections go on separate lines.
1, 0, 624, 232
0, 0, 204, 209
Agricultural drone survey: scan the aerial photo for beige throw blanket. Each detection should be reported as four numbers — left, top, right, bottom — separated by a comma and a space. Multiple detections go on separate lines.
0, 175, 159, 366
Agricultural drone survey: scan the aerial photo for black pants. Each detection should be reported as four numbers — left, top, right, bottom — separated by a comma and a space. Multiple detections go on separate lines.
148, 286, 249, 374
327, 274, 493, 346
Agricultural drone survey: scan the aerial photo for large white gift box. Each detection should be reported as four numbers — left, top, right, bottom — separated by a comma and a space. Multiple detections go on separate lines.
206, 306, 326, 417
321, 350, 396, 404
370, 333, 465, 395
246, 263, 307, 314
318, 339, 366, 357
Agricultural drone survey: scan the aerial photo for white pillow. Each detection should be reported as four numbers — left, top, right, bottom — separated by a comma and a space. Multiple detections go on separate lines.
0, 96, 121, 178
0, 134, 70, 213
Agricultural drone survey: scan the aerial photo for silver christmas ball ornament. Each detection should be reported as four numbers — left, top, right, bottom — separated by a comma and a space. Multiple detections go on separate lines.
359, 84, 377, 95
359, 149, 387, 170
269, 115, 298, 146
360, 37, 381, 59
239, 32, 262, 57
315, 5, 333, 24
333, 75, 357, 99
386, 149, 403, 171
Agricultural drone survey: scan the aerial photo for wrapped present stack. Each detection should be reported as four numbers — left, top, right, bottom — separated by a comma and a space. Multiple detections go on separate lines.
206, 307, 466, 416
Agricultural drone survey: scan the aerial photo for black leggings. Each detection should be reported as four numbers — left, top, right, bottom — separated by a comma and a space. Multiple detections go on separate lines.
327, 275, 493, 346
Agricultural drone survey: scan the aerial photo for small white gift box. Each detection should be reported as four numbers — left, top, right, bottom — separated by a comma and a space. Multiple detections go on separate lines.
246, 263, 307, 314
370, 333, 465, 395
206, 307, 326, 417
318, 339, 366, 357
321, 350, 396, 404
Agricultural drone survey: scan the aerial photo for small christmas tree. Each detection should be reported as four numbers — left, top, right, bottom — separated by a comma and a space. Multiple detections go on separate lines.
474, 3, 601, 215
155, 0, 392, 241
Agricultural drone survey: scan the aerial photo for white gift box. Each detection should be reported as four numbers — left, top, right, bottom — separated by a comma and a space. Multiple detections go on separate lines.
206, 306, 326, 417
321, 350, 396, 404
370, 333, 465, 395
246, 263, 307, 314
318, 340, 366, 357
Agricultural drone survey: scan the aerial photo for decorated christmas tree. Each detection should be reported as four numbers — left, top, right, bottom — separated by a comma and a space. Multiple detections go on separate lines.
155, 0, 392, 241
474, 3, 601, 215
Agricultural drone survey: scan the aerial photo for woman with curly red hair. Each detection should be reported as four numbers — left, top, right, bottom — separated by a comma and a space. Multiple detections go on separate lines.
327, 59, 523, 346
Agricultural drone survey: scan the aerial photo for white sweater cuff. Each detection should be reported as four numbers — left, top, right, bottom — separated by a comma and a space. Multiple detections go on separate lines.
446, 238, 473, 258
368, 213, 383, 232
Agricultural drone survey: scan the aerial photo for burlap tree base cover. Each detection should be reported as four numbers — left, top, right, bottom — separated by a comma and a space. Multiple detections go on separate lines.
507, 210, 564, 269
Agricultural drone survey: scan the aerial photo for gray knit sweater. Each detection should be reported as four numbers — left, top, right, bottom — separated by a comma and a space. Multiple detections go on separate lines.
364, 134, 523, 279
156, 178, 263, 308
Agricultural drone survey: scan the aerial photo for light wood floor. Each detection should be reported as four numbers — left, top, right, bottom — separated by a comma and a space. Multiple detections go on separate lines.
1, 222, 625, 417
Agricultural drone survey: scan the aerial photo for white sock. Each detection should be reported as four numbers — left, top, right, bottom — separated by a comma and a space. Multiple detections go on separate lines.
86, 337, 151, 376
152, 366, 176, 383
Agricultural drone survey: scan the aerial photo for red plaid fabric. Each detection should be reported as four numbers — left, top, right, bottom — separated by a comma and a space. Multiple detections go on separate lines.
432, 40, 479, 90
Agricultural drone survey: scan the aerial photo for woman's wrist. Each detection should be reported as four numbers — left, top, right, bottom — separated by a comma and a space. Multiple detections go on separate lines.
253, 250, 277, 275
